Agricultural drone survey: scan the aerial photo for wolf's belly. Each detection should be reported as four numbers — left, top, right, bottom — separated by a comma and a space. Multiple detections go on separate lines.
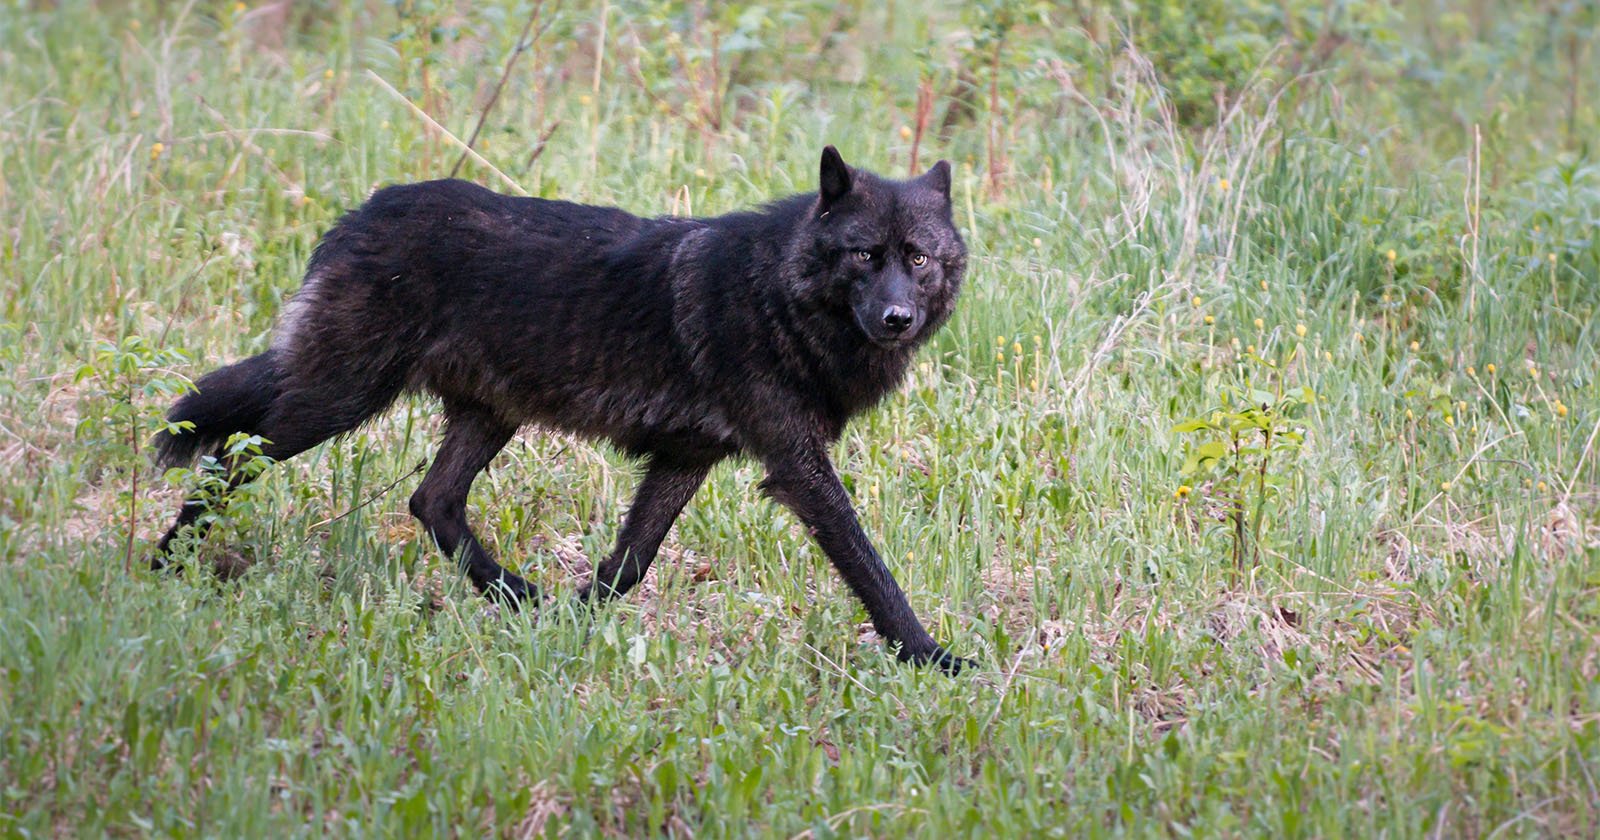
518, 379, 740, 460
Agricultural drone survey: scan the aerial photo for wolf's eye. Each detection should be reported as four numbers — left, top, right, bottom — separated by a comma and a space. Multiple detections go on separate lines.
910, 253, 928, 267
854, 250, 873, 263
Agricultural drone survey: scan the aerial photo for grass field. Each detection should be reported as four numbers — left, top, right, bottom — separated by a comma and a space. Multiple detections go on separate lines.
2, 1, 1598, 836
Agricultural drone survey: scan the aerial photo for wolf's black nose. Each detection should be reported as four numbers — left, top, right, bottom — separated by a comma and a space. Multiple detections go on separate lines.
882, 306, 913, 333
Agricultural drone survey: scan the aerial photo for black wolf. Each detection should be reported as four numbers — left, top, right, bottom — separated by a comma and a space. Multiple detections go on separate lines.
154, 147, 971, 673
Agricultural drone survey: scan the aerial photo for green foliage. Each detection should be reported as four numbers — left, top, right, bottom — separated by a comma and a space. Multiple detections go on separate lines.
72, 336, 192, 477
163, 432, 277, 554
1, 1, 1597, 836
1174, 370, 1313, 572
1041, 0, 1401, 126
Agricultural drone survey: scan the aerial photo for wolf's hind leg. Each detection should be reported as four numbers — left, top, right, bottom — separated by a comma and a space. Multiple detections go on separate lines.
409, 405, 533, 606
579, 459, 710, 603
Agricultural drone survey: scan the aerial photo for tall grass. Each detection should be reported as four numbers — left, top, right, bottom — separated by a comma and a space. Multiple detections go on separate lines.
1, 2, 1597, 836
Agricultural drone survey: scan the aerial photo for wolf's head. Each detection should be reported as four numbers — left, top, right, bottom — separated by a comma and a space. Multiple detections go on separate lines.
794, 146, 967, 349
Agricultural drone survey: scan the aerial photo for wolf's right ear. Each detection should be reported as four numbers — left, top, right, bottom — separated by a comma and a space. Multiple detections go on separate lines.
921, 160, 952, 201
819, 145, 852, 209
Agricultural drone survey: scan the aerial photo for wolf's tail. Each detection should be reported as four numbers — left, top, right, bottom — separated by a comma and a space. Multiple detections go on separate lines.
154, 350, 282, 468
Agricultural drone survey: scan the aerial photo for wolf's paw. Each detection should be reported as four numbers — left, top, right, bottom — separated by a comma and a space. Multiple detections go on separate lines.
573, 578, 628, 607
481, 573, 542, 611
898, 644, 976, 676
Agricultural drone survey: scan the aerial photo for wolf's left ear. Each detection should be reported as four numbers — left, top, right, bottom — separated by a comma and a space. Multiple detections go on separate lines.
820, 145, 852, 209
920, 160, 952, 201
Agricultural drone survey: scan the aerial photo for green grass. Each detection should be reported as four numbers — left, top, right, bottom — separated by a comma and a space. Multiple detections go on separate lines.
2, 1, 1598, 836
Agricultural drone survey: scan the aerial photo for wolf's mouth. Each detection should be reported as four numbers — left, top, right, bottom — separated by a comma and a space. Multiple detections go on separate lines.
869, 333, 918, 349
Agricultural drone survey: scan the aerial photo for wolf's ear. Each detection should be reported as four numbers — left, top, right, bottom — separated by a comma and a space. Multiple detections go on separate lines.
819, 145, 852, 208
920, 160, 952, 201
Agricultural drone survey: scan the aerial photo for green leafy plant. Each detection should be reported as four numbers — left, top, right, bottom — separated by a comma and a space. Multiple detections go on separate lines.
73, 336, 193, 573
166, 432, 277, 556
1174, 373, 1313, 572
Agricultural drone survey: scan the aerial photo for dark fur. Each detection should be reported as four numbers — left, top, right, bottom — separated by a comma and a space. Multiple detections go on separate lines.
154, 147, 971, 673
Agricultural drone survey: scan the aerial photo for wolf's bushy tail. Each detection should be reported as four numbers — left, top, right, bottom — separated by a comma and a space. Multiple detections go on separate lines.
154, 350, 282, 468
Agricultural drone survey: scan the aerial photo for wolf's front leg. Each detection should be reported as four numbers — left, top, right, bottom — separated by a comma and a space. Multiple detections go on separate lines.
761, 444, 970, 675
579, 458, 711, 603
